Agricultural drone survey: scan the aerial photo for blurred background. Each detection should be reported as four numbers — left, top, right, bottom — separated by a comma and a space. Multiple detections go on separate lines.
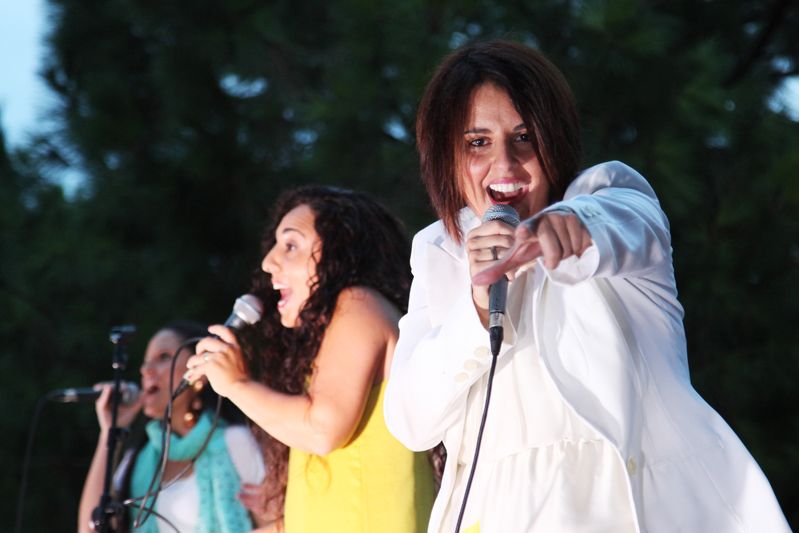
2, 0, 797, 530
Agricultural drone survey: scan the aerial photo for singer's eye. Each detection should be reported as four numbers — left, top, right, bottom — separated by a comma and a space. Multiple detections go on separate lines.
467, 137, 488, 148
285, 242, 297, 252
515, 132, 530, 143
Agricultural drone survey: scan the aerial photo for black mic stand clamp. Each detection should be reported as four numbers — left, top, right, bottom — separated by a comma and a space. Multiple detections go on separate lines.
91, 324, 136, 533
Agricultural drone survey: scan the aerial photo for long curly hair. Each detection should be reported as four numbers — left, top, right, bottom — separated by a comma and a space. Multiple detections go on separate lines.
240, 186, 413, 518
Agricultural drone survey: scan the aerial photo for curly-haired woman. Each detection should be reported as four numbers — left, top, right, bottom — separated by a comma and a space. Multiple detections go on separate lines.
185, 186, 436, 532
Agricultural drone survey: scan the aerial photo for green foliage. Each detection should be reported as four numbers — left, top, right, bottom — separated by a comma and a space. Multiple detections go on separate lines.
2, 0, 797, 529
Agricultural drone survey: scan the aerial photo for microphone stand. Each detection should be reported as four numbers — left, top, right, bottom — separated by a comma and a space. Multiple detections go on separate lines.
91, 325, 136, 533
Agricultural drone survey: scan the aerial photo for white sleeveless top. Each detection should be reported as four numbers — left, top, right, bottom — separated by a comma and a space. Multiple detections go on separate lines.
120, 425, 265, 533
440, 268, 638, 533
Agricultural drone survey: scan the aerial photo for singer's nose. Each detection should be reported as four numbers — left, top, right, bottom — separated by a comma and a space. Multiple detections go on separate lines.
261, 247, 278, 274
499, 138, 524, 173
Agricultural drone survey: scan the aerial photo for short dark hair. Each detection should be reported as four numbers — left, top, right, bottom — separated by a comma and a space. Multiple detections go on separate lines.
416, 39, 582, 241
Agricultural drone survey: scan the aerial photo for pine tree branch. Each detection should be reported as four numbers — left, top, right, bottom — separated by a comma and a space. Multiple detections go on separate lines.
724, 0, 794, 87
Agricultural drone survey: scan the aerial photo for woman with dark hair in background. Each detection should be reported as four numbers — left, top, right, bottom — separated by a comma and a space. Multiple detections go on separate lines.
77, 321, 266, 533
185, 186, 436, 532
384, 39, 789, 532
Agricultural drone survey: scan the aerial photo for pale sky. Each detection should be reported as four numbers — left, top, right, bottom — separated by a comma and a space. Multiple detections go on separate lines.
0, 0, 56, 148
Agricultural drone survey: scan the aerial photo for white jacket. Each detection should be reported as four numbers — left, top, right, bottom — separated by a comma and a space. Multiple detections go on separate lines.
384, 161, 789, 532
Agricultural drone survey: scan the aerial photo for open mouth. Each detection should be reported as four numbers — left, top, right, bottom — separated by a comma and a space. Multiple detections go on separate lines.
275, 288, 291, 311
487, 182, 528, 204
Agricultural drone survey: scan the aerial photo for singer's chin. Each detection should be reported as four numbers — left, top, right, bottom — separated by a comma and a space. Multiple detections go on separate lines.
141, 395, 164, 419
141, 405, 159, 419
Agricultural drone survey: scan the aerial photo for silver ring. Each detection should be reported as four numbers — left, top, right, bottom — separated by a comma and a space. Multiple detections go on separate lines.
203, 352, 211, 363
491, 246, 498, 261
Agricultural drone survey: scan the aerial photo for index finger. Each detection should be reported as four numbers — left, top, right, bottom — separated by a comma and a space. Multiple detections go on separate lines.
195, 333, 233, 356
207, 324, 239, 345
471, 258, 513, 286
471, 238, 542, 286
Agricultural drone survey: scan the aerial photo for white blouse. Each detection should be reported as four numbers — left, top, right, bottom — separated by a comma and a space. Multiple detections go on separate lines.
387, 162, 790, 533
440, 268, 637, 533
151, 425, 264, 532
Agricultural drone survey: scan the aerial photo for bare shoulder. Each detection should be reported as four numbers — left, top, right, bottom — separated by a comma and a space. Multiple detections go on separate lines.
332, 286, 403, 333
327, 287, 402, 380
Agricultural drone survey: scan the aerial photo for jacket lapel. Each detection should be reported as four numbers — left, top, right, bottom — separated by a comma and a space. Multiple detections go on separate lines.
425, 242, 470, 327
425, 208, 476, 326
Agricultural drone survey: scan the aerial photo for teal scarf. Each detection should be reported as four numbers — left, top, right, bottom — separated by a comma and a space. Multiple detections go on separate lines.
130, 412, 253, 533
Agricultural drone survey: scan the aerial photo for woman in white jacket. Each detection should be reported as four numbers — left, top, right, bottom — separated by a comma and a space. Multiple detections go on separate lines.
383, 39, 789, 533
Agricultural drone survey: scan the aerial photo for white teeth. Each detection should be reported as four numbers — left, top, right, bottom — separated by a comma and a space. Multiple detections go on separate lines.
488, 182, 524, 193
272, 282, 287, 290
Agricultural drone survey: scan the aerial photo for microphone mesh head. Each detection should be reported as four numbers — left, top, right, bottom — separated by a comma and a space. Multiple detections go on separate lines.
482, 204, 520, 227
121, 382, 141, 405
233, 294, 263, 325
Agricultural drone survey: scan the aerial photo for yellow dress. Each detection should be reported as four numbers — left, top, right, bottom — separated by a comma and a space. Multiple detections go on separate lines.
284, 381, 435, 532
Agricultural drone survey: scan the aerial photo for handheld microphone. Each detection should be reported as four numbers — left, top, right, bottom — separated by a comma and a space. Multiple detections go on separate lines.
223, 293, 264, 330
47, 381, 141, 405
172, 294, 264, 399
481, 205, 520, 356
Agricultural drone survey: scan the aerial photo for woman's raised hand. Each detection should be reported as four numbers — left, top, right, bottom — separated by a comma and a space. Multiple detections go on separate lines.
472, 212, 592, 287
466, 218, 517, 312
185, 325, 250, 398
94, 384, 142, 433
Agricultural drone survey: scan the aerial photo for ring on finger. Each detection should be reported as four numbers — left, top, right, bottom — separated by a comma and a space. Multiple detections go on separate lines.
202, 352, 212, 363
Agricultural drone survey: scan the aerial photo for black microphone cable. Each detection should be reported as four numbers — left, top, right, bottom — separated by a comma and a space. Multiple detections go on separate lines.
126, 505, 181, 533
14, 336, 225, 532
128, 396, 222, 532
14, 385, 139, 532
14, 390, 142, 533
453, 350, 500, 533
133, 295, 262, 528
454, 204, 518, 533
13, 395, 48, 533
130, 336, 195, 529
130, 335, 222, 530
